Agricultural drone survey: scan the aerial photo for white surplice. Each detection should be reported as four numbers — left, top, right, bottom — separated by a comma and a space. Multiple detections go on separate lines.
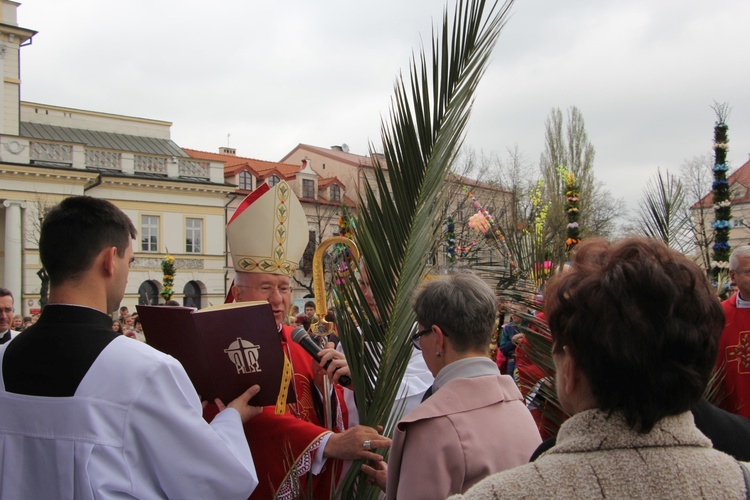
0, 335, 257, 499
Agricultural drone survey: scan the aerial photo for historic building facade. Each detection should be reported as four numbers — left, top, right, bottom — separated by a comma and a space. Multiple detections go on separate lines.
0, 2, 234, 314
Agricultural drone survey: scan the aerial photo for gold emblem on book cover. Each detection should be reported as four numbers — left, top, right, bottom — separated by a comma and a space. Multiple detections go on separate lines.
224, 337, 262, 374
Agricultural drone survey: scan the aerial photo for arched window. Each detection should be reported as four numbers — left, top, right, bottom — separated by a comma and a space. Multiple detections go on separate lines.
267, 175, 280, 187
138, 280, 160, 305
183, 281, 202, 309
239, 171, 252, 191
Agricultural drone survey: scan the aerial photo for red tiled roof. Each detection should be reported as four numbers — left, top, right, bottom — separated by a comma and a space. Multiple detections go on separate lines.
299, 193, 356, 207
184, 147, 355, 206
318, 176, 345, 189
184, 148, 300, 179
694, 159, 750, 208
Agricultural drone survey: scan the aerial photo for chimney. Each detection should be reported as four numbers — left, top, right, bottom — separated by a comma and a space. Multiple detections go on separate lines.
219, 147, 236, 156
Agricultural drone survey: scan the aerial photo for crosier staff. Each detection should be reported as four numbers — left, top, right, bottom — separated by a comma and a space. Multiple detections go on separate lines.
310, 236, 359, 430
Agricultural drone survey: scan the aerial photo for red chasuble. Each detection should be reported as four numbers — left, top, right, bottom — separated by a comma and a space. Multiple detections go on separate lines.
245, 325, 349, 499
718, 294, 750, 420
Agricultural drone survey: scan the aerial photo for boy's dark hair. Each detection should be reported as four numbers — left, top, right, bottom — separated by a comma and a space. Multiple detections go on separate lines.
40, 196, 137, 285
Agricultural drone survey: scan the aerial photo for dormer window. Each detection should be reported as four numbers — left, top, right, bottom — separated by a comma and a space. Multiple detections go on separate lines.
330, 184, 341, 202
239, 171, 252, 191
267, 175, 280, 187
303, 179, 315, 199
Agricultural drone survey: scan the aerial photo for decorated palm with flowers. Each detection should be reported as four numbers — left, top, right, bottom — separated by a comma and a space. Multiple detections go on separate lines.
330, 209, 358, 286
468, 211, 491, 233
160, 252, 176, 301
444, 216, 458, 263
455, 177, 517, 272
562, 167, 581, 250
710, 104, 732, 279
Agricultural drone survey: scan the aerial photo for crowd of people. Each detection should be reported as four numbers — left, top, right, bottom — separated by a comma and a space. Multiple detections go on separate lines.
0, 188, 748, 499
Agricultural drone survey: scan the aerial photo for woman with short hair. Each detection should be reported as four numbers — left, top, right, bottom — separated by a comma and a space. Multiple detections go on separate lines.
456, 238, 750, 498
363, 271, 541, 499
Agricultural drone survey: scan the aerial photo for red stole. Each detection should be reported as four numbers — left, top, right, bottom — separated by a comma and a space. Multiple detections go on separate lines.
718, 294, 750, 419
245, 325, 348, 499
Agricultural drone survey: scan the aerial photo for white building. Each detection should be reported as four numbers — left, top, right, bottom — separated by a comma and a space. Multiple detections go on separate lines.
0, 1, 233, 314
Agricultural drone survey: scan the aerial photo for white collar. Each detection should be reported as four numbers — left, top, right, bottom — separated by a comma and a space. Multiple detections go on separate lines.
737, 293, 750, 309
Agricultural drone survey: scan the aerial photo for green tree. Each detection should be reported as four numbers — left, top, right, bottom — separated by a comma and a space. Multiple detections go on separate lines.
540, 106, 623, 264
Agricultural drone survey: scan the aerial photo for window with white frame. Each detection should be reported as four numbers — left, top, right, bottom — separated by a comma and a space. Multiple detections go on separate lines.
239, 171, 252, 191
734, 218, 746, 228
186, 218, 202, 253
303, 179, 315, 199
330, 184, 341, 202
267, 175, 280, 187
141, 215, 159, 252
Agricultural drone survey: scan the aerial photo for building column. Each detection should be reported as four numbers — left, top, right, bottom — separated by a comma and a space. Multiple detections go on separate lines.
3, 200, 26, 303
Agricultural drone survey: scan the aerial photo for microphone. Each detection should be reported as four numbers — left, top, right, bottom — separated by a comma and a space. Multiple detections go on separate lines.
291, 327, 351, 387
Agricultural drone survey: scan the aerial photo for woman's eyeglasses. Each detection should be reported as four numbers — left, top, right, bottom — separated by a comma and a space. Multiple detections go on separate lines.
411, 327, 432, 350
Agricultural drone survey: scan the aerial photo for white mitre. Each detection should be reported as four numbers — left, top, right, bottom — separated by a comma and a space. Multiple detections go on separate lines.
227, 180, 308, 277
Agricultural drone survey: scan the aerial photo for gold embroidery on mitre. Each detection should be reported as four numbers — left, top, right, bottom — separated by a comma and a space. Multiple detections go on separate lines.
727, 331, 750, 374
272, 181, 290, 267
236, 256, 296, 277
228, 180, 305, 276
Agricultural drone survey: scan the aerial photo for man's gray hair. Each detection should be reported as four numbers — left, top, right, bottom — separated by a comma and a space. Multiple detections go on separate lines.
729, 245, 750, 271
412, 271, 497, 353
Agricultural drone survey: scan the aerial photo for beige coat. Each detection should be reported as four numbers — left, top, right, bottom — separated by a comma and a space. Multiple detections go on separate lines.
386, 374, 541, 499
453, 409, 750, 499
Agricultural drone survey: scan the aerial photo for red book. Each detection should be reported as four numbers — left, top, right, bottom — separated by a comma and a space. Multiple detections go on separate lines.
136, 301, 294, 407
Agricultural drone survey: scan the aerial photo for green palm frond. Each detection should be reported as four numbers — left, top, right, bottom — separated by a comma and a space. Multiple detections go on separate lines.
333, 0, 516, 496
636, 168, 691, 252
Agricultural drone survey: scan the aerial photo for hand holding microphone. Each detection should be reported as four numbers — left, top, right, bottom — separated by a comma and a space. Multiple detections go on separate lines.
291, 327, 351, 386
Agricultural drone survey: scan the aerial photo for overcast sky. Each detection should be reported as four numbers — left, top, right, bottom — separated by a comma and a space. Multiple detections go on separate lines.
18, 0, 750, 220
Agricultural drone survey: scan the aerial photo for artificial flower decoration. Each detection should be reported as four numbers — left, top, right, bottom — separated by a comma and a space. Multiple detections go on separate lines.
160, 252, 176, 301
710, 113, 732, 278
468, 212, 491, 234
561, 167, 581, 252
450, 175, 517, 273
444, 216, 457, 263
